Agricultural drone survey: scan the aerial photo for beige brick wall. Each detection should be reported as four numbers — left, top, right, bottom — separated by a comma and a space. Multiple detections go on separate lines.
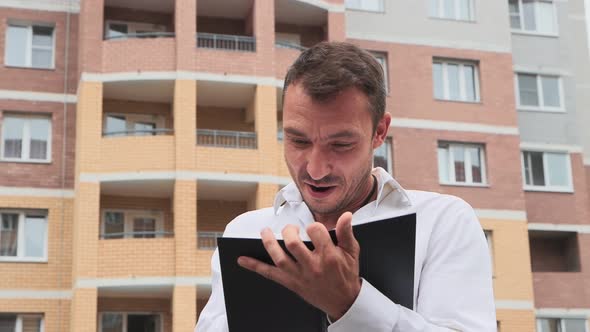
0, 299, 71, 332
197, 200, 248, 232
496, 309, 536, 332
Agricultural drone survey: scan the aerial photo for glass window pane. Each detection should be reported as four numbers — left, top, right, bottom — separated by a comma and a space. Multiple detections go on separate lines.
0, 213, 19, 257
563, 319, 587, 332
2, 117, 25, 159
5, 25, 28, 67
107, 23, 128, 39
463, 65, 476, 101
29, 118, 50, 160
523, 0, 537, 31
537, 2, 555, 34
443, 0, 454, 18
523, 152, 532, 185
104, 212, 124, 239
433, 63, 444, 99
31, 49, 52, 68
509, 0, 521, 28
24, 216, 46, 258
0, 314, 17, 332
373, 140, 390, 172
128, 314, 161, 332
32, 26, 53, 47
447, 64, 460, 100
458, 0, 471, 20
452, 145, 466, 182
468, 147, 483, 183
546, 153, 569, 187
430, 0, 440, 17
363, 0, 382, 11
538, 318, 559, 332
518, 74, 539, 106
134, 122, 156, 136
21, 315, 42, 332
530, 151, 545, 186
541, 76, 561, 108
102, 313, 123, 332
438, 147, 449, 182
133, 217, 156, 238
105, 115, 127, 136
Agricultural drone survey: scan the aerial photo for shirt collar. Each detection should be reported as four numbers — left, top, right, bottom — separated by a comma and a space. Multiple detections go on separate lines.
273, 167, 412, 216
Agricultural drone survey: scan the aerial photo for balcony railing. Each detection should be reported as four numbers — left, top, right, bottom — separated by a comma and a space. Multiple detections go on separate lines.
100, 231, 174, 239
197, 33, 256, 52
196, 129, 257, 149
198, 231, 224, 250
102, 128, 174, 137
105, 32, 175, 41
275, 40, 307, 52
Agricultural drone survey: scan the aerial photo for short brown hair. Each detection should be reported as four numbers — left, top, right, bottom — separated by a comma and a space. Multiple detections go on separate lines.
282, 42, 386, 131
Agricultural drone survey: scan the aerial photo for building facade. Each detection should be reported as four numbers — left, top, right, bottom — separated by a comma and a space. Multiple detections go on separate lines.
0, 0, 588, 331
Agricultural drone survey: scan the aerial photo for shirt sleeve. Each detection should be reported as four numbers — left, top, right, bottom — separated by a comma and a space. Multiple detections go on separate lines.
194, 248, 229, 332
328, 202, 497, 332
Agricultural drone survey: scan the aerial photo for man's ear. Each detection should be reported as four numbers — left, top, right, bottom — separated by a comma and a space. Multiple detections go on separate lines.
373, 112, 391, 149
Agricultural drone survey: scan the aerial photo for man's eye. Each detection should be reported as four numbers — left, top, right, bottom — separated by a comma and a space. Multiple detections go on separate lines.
333, 143, 353, 148
291, 139, 310, 146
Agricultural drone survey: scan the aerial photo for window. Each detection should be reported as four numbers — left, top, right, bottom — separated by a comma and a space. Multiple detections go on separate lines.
105, 21, 167, 40
370, 52, 389, 93
100, 313, 162, 332
522, 151, 572, 191
103, 114, 165, 137
537, 318, 588, 332
484, 230, 496, 276
516, 73, 563, 111
101, 210, 164, 239
373, 138, 392, 174
5, 24, 54, 69
433, 60, 479, 102
345, 0, 384, 12
0, 314, 44, 332
509, 0, 557, 35
530, 231, 580, 272
0, 211, 47, 262
430, 0, 475, 21
438, 142, 487, 185
1, 114, 51, 162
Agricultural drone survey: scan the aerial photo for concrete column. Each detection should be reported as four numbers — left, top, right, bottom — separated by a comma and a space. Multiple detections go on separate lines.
175, 0, 197, 70
172, 285, 197, 332
70, 288, 97, 332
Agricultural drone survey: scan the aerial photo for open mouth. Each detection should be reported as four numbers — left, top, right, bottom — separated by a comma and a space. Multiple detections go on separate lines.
310, 185, 333, 193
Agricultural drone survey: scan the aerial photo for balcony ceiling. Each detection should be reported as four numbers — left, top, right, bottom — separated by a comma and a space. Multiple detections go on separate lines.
197, 81, 255, 108
104, 80, 174, 103
105, 0, 174, 13
197, 0, 253, 19
99, 285, 173, 299
197, 180, 257, 201
275, 0, 327, 26
101, 180, 174, 198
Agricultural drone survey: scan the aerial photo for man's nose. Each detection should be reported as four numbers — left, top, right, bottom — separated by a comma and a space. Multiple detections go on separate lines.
306, 147, 331, 180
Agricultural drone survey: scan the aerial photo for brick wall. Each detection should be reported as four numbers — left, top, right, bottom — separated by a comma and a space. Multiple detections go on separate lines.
0, 299, 71, 332
197, 106, 253, 132
197, 17, 247, 36
197, 200, 248, 232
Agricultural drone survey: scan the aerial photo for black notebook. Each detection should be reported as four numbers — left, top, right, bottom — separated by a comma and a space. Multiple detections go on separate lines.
217, 213, 416, 332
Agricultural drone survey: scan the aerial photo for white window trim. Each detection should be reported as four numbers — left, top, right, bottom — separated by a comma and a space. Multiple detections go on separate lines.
104, 20, 167, 39
7, 314, 45, 332
5, 22, 56, 69
98, 312, 164, 332
510, 0, 559, 37
345, 0, 385, 13
521, 150, 573, 193
0, 210, 48, 262
514, 73, 565, 112
430, 0, 476, 22
536, 317, 589, 332
1, 113, 52, 163
438, 143, 488, 186
100, 209, 164, 239
434, 60, 480, 103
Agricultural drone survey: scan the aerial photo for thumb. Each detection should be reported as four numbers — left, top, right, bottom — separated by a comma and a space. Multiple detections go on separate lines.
335, 212, 359, 256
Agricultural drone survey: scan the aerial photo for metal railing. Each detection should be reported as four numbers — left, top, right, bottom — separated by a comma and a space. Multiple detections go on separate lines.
196, 129, 257, 149
100, 231, 174, 239
105, 32, 175, 40
197, 33, 256, 52
275, 40, 307, 52
102, 128, 174, 137
198, 231, 224, 250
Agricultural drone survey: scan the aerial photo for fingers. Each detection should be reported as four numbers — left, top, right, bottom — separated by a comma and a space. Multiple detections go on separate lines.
335, 212, 359, 256
306, 222, 333, 253
282, 225, 312, 265
237, 256, 290, 287
261, 228, 297, 273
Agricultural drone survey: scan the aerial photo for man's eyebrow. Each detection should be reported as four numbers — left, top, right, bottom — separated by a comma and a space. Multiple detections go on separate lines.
326, 131, 359, 140
284, 127, 307, 137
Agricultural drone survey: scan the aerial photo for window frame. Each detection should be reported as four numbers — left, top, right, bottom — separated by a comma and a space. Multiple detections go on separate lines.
344, 0, 385, 13
521, 150, 573, 192
438, 142, 488, 186
1, 113, 52, 163
373, 137, 393, 174
100, 209, 164, 239
429, 0, 476, 22
0, 314, 45, 332
0, 210, 48, 263
103, 113, 165, 137
484, 230, 495, 277
515, 73, 565, 112
509, 0, 559, 37
370, 51, 389, 93
98, 312, 164, 332
536, 317, 590, 332
4, 22, 56, 69
104, 20, 167, 39
433, 59, 481, 103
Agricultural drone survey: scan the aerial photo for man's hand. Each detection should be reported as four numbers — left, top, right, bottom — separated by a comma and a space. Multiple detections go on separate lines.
237, 212, 361, 321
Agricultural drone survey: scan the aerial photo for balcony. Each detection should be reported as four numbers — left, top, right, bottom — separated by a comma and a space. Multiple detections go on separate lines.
197, 33, 256, 52
196, 129, 257, 149
98, 295, 172, 332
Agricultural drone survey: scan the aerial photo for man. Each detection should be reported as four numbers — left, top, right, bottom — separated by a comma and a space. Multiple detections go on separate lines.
195, 42, 496, 331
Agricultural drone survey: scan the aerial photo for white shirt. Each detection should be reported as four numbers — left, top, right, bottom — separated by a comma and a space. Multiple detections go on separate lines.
195, 168, 497, 332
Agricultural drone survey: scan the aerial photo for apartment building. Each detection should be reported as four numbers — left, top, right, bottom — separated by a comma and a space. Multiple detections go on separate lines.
0, 0, 588, 331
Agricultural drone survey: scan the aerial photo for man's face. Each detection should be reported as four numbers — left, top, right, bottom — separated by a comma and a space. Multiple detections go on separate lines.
282, 83, 389, 220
